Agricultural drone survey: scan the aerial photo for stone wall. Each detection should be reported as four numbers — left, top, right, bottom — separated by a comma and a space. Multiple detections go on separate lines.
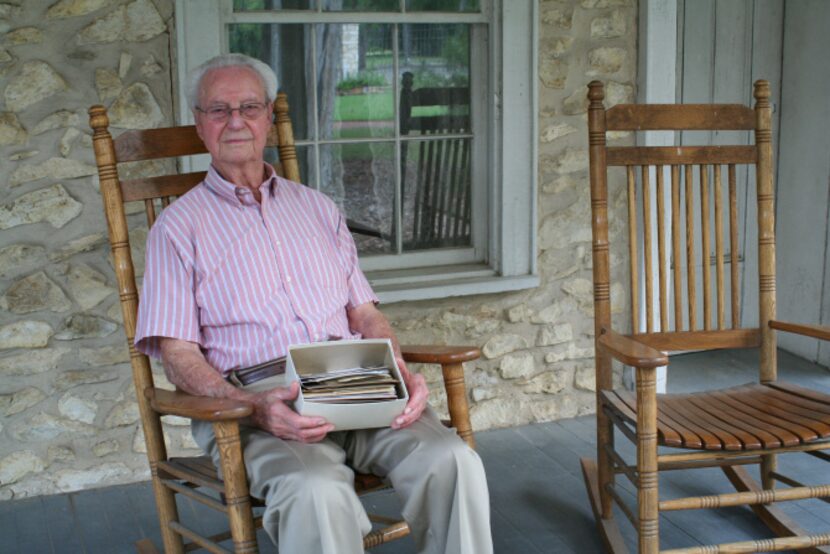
0, 0, 636, 498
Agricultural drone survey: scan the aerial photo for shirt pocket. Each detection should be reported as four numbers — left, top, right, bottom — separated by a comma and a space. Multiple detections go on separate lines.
293, 234, 349, 306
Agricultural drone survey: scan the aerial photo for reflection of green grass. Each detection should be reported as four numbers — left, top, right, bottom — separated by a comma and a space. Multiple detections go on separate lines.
335, 93, 449, 121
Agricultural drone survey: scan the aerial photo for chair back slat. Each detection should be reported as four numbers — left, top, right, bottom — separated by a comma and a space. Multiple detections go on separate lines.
606, 104, 756, 131
590, 81, 776, 358
115, 126, 206, 161
713, 164, 725, 329
607, 145, 757, 166
122, 173, 206, 202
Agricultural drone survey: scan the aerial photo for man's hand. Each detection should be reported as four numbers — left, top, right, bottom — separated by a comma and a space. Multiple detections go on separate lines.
249, 381, 334, 442
392, 358, 428, 429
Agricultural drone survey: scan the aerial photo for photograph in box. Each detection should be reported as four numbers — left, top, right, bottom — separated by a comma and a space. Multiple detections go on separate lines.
286, 339, 409, 431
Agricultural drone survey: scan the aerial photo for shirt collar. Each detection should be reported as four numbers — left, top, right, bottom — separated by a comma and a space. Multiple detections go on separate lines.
202, 163, 279, 206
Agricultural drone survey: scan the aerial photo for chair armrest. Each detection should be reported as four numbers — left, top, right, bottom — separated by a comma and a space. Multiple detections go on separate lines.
769, 320, 830, 341
401, 344, 479, 449
145, 388, 253, 421
598, 329, 668, 368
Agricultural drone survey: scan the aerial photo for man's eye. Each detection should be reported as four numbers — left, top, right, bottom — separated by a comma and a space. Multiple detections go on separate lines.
208, 107, 229, 115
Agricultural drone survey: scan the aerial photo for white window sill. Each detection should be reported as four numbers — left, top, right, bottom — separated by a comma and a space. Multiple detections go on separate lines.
368, 263, 539, 304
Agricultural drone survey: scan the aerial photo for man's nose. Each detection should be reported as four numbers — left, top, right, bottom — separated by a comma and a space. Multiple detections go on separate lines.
226, 110, 246, 128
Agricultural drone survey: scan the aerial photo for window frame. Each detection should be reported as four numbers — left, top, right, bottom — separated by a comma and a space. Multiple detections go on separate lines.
174, 0, 538, 302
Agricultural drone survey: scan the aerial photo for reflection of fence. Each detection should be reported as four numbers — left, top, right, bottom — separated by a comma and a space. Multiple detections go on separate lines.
365, 24, 458, 58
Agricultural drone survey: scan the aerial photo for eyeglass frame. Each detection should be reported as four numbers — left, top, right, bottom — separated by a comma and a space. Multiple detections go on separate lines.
194, 102, 271, 122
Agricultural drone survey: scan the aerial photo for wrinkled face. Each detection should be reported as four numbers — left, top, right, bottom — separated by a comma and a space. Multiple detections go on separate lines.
194, 66, 272, 171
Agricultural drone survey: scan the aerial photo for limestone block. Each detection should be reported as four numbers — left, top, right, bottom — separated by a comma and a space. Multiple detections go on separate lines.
538, 211, 592, 250
95, 67, 122, 101
64, 263, 113, 310
539, 58, 568, 89
499, 352, 536, 379
541, 6, 573, 29
59, 128, 80, 157
119, 51, 132, 77
540, 174, 577, 195
562, 277, 593, 306
591, 9, 627, 38
32, 110, 80, 134
0, 321, 52, 348
506, 304, 530, 323
9, 150, 37, 160
605, 80, 634, 107
78, 0, 165, 44
562, 88, 589, 115
13, 412, 96, 442
522, 369, 570, 394
55, 313, 117, 339
0, 387, 46, 416
48, 445, 75, 463
537, 247, 581, 280
4, 61, 67, 112
0, 244, 47, 278
540, 122, 576, 143
0, 451, 45, 485
0, 111, 26, 145
54, 462, 131, 492
47, 0, 109, 19
58, 392, 97, 423
537, 322, 573, 346
0, 348, 68, 376
48, 233, 106, 261
92, 439, 119, 457
482, 333, 529, 359
10, 157, 96, 186
549, 147, 588, 175
588, 47, 627, 75
107, 82, 164, 129
439, 311, 478, 330
1, 271, 71, 314
3, 27, 42, 46
140, 55, 162, 77
470, 397, 532, 430
0, 4, 22, 20
0, 184, 82, 230
531, 298, 578, 324
78, 344, 129, 367
55, 369, 119, 390
104, 399, 139, 427
161, 415, 190, 427
574, 366, 596, 391
471, 386, 496, 402
541, 37, 574, 59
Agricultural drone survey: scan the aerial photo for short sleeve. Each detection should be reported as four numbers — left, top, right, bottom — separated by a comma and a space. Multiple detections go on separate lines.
134, 220, 201, 359
335, 213, 379, 310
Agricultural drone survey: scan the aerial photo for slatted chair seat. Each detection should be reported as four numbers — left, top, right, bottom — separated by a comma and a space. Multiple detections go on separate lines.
90, 92, 481, 553
604, 383, 830, 451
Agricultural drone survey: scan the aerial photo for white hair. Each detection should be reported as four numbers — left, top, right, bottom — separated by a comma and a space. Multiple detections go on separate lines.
186, 53, 278, 109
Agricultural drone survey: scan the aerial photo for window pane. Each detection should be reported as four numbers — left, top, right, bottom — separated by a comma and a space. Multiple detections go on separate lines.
234, 0, 314, 11
229, 23, 313, 140
405, 0, 479, 12
265, 144, 315, 187
323, 0, 399, 11
399, 24, 470, 137
401, 137, 472, 251
319, 143, 395, 255
317, 24, 394, 140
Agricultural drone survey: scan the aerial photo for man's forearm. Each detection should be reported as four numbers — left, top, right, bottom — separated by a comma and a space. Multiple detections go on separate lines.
159, 338, 253, 402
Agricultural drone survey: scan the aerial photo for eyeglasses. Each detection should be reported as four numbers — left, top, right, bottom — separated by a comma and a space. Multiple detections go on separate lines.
195, 102, 269, 122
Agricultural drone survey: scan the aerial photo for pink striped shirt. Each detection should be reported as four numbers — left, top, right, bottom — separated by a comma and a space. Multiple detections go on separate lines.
134, 164, 379, 374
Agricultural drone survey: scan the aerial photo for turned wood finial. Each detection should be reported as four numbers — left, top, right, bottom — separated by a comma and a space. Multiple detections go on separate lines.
88, 104, 110, 133
588, 80, 605, 104
275, 91, 289, 120
754, 80, 770, 106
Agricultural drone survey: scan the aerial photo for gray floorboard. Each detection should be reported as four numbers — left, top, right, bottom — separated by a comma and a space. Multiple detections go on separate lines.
1, 349, 828, 553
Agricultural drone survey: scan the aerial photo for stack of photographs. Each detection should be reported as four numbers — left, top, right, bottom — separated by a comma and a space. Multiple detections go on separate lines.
300, 365, 401, 404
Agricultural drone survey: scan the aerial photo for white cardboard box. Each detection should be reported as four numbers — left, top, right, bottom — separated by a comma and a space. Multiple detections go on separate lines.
286, 339, 409, 431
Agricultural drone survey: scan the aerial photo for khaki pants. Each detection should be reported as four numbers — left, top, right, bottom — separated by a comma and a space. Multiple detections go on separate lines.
191, 407, 492, 554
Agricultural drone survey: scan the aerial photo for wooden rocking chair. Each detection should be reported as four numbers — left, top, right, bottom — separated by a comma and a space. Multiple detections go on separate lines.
89, 92, 480, 553
583, 80, 830, 553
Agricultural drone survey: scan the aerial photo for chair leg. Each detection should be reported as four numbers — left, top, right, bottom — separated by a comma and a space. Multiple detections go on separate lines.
636, 367, 659, 554
213, 421, 258, 554
597, 406, 615, 519
150, 467, 185, 554
441, 361, 475, 448
761, 452, 777, 491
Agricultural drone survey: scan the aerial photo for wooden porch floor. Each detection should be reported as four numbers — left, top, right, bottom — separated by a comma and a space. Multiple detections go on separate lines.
2, 348, 829, 553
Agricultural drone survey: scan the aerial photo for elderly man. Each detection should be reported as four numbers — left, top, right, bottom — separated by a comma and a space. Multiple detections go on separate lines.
134, 53, 492, 554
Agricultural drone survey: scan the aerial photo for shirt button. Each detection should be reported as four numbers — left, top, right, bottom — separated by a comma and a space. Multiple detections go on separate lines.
285, 276, 292, 283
